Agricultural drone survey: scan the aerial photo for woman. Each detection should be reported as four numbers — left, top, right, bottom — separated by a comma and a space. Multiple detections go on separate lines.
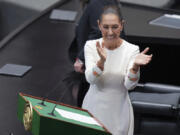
69, 0, 123, 107
82, 6, 152, 135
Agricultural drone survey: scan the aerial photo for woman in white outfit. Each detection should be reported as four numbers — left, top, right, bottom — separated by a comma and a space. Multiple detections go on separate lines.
82, 5, 152, 135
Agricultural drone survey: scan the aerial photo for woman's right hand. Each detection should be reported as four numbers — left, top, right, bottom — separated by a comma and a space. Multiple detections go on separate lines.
96, 41, 106, 62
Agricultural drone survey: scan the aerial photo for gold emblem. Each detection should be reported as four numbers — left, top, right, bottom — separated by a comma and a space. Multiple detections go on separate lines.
23, 101, 33, 131
35, 105, 43, 110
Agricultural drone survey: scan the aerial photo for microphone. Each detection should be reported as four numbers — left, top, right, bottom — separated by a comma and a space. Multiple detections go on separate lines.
48, 104, 57, 116
38, 79, 63, 106
48, 85, 69, 116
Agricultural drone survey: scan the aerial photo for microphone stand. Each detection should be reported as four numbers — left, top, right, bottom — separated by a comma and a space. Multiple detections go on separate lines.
39, 78, 63, 106
48, 85, 68, 117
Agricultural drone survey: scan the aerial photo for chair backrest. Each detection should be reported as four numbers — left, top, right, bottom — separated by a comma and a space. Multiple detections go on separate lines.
133, 82, 180, 93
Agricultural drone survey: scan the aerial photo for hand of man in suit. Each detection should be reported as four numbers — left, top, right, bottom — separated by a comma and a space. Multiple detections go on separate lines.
74, 58, 84, 73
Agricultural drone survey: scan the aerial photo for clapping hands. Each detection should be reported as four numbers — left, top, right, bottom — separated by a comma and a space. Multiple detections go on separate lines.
95, 41, 152, 72
134, 47, 152, 66
96, 41, 106, 62
96, 41, 107, 70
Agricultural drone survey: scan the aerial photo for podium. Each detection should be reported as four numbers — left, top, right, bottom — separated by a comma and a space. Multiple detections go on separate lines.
17, 93, 111, 135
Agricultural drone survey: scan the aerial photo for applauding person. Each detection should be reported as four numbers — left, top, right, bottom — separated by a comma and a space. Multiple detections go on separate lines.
82, 5, 152, 135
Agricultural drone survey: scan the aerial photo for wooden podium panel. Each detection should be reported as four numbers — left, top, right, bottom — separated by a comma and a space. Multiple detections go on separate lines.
17, 93, 111, 135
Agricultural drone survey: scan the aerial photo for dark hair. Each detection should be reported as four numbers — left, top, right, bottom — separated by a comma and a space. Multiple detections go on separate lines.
99, 5, 123, 22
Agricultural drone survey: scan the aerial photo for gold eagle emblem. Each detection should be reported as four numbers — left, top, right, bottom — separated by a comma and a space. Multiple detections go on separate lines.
23, 101, 33, 131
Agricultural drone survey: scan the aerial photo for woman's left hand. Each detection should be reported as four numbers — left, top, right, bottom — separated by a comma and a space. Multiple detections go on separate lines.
132, 47, 152, 73
134, 47, 152, 66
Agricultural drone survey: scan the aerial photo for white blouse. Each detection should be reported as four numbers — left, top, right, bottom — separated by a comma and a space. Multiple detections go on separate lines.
82, 38, 140, 135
